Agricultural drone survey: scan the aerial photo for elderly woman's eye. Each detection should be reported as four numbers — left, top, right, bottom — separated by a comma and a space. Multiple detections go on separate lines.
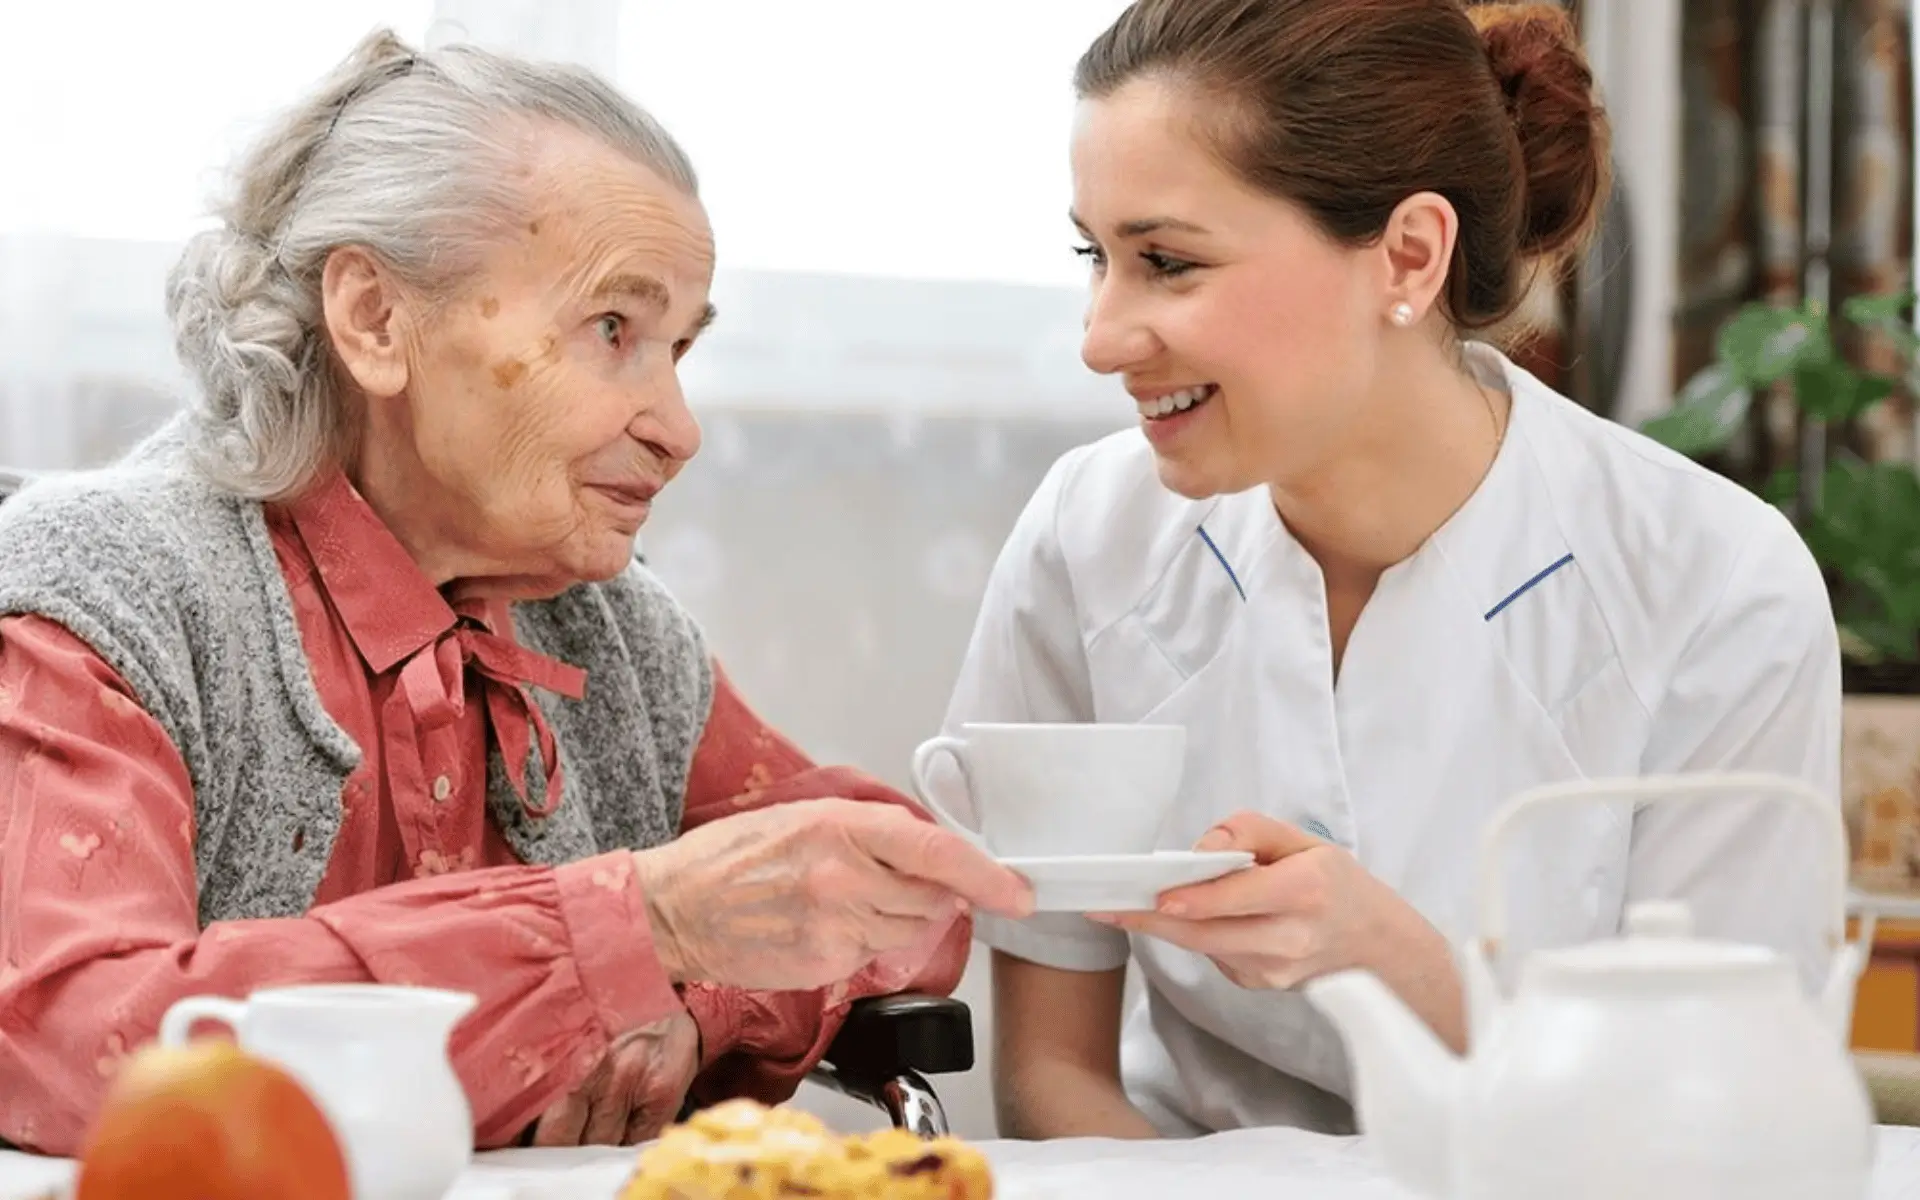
595, 314, 625, 347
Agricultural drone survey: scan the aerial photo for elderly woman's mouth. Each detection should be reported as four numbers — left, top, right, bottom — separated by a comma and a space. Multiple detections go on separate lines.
588, 482, 661, 515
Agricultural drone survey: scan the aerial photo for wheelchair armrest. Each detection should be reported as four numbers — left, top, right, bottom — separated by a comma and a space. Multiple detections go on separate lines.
821, 993, 974, 1081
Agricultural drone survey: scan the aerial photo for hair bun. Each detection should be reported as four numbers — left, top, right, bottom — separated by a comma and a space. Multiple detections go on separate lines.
1471, 2, 1611, 260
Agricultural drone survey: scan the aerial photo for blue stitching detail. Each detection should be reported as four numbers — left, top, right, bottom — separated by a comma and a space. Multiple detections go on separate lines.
1196, 524, 1246, 601
1484, 552, 1575, 621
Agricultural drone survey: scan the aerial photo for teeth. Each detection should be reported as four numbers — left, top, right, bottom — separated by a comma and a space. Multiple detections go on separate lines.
1136, 385, 1213, 419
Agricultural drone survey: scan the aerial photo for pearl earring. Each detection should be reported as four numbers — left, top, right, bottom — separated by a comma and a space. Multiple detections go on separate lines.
1389, 302, 1416, 327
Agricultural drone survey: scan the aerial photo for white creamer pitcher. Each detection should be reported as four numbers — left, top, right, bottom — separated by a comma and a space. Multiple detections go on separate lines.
161, 983, 476, 1200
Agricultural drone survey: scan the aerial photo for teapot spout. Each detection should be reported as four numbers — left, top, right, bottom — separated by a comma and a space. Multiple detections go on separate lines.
1306, 970, 1464, 1199
1819, 939, 1868, 1044
1459, 940, 1507, 1046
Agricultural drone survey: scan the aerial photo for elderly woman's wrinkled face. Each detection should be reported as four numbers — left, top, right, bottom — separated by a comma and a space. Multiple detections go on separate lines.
340, 127, 714, 592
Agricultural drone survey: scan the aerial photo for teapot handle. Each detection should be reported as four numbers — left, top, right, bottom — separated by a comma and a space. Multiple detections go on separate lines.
1473, 772, 1849, 975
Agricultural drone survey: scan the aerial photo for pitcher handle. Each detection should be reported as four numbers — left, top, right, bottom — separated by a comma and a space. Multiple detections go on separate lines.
1474, 773, 1849, 971
160, 996, 249, 1046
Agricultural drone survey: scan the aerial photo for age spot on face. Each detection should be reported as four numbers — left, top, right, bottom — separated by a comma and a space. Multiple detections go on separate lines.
492, 358, 528, 390
479, 296, 501, 319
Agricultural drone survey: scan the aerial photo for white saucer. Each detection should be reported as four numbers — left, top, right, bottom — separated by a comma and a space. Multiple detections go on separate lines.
997, 850, 1256, 913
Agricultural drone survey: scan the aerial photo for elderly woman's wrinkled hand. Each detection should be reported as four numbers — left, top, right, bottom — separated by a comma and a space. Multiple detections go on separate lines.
632, 799, 1032, 992
530, 1009, 701, 1147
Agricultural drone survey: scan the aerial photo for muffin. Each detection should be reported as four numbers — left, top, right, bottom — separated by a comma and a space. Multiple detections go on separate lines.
620, 1099, 993, 1199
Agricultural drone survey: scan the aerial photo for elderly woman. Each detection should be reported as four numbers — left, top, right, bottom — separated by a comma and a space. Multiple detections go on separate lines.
0, 32, 1029, 1156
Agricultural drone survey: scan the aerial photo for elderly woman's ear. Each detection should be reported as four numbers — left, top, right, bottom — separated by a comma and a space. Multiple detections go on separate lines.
322, 246, 414, 401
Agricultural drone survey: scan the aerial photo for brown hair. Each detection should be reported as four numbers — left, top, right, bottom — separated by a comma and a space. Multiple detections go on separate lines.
1074, 0, 1611, 332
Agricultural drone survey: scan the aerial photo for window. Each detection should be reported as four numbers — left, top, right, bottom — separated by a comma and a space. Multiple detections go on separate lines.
0, 1, 435, 240
617, 0, 1126, 287
0, 0, 1132, 472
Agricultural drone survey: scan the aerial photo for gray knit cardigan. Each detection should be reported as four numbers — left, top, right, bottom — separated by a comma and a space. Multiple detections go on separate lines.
0, 423, 714, 925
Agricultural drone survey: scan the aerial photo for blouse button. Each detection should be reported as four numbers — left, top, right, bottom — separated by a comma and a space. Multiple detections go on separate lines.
432, 774, 452, 802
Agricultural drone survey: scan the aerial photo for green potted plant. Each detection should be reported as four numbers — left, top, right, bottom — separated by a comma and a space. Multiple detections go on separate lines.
1642, 292, 1920, 894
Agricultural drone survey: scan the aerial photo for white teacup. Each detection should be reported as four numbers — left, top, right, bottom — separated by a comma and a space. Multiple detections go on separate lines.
160, 984, 476, 1200
909, 722, 1187, 859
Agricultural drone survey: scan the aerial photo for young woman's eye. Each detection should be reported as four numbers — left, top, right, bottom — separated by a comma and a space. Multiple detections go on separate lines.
594, 313, 625, 348
1141, 250, 1199, 278
1073, 242, 1108, 270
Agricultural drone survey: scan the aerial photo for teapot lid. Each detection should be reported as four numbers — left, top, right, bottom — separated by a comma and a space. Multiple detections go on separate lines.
1531, 901, 1783, 978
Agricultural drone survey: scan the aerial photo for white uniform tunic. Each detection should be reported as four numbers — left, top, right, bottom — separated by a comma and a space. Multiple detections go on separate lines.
939, 345, 1843, 1136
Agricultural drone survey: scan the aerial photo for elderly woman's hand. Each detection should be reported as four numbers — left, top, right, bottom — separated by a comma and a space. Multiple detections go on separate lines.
632, 798, 1033, 992
530, 1010, 700, 1146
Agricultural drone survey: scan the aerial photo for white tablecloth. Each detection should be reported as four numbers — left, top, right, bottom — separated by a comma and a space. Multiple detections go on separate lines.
7, 1125, 1920, 1199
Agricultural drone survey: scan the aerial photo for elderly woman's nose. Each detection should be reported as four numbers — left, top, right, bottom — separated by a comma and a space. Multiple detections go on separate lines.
636, 382, 702, 464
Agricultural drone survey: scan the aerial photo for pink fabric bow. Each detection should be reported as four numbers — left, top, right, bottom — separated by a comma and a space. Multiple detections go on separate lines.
395, 621, 587, 817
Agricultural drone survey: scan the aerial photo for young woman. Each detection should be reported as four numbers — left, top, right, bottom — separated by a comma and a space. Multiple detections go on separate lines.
938, 0, 1841, 1140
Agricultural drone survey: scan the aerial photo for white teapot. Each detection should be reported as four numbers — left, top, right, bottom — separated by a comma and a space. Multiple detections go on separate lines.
160, 983, 476, 1200
1306, 773, 1875, 1200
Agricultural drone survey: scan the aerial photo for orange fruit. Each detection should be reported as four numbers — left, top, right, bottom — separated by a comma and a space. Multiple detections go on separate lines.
75, 1040, 350, 1200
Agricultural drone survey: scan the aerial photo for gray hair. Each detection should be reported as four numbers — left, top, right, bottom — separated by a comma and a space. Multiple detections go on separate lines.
165, 29, 698, 500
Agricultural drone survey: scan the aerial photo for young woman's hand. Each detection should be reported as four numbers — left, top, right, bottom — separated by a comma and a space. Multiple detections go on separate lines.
1090, 811, 1465, 1050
